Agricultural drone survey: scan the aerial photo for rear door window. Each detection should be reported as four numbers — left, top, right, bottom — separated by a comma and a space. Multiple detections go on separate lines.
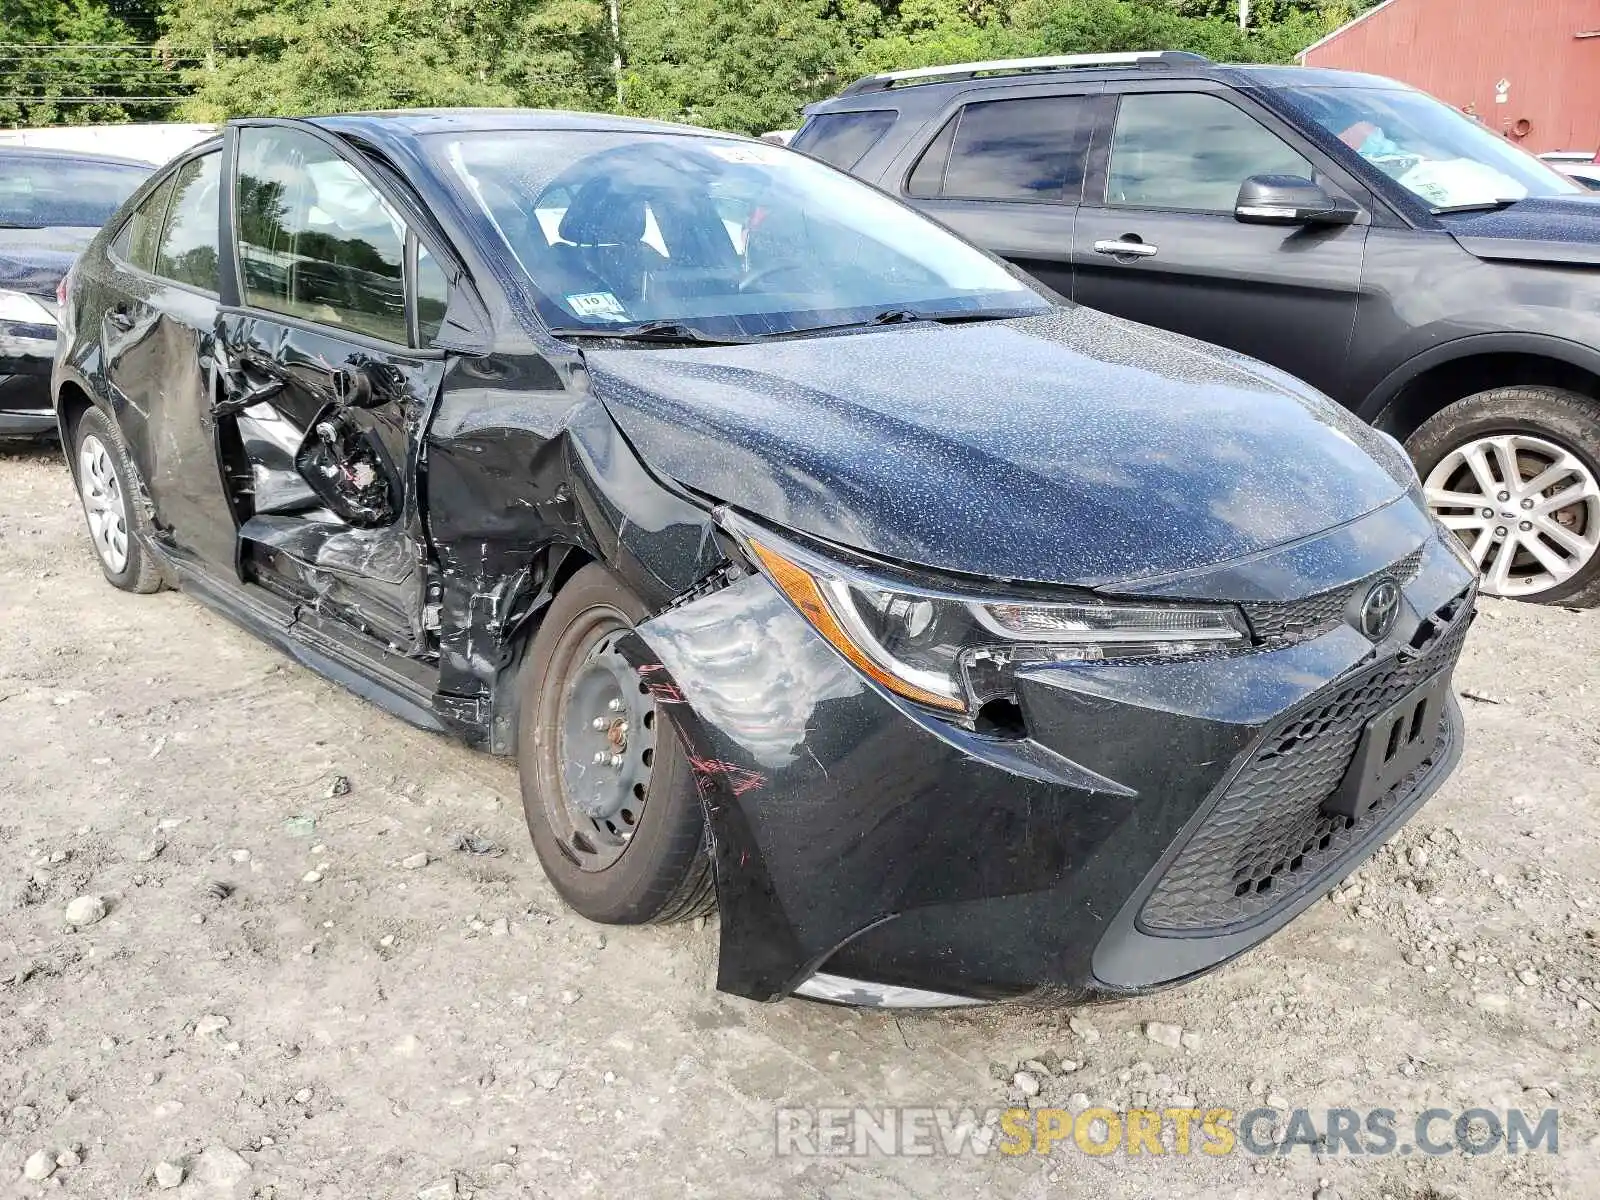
112, 174, 177, 273
792, 111, 897, 170
235, 126, 409, 344
1105, 92, 1312, 213
906, 95, 1096, 202
153, 152, 221, 292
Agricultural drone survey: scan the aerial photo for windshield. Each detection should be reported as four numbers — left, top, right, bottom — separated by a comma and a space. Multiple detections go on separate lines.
0, 156, 150, 229
1286, 86, 1582, 210
431, 130, 1051, 339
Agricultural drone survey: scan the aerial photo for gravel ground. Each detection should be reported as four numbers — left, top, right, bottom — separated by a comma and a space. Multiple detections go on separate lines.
1, 441, 1598, 1200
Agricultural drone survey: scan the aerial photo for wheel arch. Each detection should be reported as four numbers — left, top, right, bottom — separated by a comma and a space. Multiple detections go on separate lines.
53, 377, 100, 465
1361, 334, 1600, 441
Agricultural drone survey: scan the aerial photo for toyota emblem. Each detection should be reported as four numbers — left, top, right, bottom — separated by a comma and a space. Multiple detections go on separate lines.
1359, 578, 1401, 641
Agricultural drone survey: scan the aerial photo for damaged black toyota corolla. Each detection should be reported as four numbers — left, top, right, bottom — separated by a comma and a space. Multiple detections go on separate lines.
54, 111, 1478, 1007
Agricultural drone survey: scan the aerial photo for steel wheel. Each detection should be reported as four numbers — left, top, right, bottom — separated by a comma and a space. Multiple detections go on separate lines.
1424, 432, 1600, 598
547, 609, 659, 873
78, 433, 130, 574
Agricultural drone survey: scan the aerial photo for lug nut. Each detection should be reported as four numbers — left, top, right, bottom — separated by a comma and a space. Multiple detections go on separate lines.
1497, 491, 1511, 502
1522, 497, 1535, 509
1520, 520, 1532, 532
592, 751, 608, 765
608, 754, 624, 768
608, 698, 625, 713
1482, 508, 1495, 518
591, 717, 607, 730
1495, 526, 1508, 537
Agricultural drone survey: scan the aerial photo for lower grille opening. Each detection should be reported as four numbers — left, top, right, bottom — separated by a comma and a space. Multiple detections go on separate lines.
1139, 598, 1470, 936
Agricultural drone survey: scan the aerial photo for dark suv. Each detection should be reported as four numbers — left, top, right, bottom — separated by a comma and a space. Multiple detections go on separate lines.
799, 51, 1600, 606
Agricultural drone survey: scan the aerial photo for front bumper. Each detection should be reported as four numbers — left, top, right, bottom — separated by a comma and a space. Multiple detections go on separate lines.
627, 506, 1476, 1006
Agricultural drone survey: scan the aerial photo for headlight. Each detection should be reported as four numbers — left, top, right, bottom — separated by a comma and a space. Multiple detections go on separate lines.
0, 288, 58, 327
726, 514, 1247, 717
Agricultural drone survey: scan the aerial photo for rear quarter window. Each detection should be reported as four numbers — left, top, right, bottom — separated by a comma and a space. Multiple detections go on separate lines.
792, 110, 897, 171
906, 95, 1095, 202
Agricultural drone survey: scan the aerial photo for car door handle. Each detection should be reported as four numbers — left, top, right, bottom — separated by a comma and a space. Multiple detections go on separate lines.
1093, 239, 1159, 259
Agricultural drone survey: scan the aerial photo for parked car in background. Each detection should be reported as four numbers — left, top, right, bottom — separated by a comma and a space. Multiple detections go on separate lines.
1, 147, 151, 439
54, 110, 1475, 1007
802, 52, 1600, 605
1540, 152, 1600, 192
0, 122, 219, 166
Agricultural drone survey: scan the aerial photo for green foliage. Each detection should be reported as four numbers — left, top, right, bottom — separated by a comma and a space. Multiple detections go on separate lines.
0, 0, 166, 125
5, 0, 1386, 133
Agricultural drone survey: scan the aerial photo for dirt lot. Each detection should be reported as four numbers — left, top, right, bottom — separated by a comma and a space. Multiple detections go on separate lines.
1, 442, 1598, 1200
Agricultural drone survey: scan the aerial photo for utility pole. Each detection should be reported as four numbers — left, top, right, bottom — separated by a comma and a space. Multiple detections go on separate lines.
609, 0, 622, 109
1239, 0, 1250, 30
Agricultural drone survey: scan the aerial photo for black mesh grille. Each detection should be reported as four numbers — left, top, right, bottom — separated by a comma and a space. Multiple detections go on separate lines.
1241, 550, 1425, 644
1138, 596, 1470, 936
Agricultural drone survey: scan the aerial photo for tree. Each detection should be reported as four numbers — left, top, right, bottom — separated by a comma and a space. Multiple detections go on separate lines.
0, 0, 184, 126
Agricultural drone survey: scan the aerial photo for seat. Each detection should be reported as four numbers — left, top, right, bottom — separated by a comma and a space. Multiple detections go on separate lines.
556, 182, 667, 305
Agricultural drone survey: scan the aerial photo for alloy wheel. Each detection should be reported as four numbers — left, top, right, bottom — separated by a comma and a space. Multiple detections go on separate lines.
1424, 433, 1600, 598
552, 612, 658, 872
78, 433, 130, 574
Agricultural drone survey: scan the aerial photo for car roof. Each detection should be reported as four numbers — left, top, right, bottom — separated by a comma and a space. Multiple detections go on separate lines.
293, 108, 740, 141
810, 57, 1415, 113
0, 144, 154, 168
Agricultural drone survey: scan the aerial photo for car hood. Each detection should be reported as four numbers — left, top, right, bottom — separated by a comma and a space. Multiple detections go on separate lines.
1442, 195, 1600, 266
584, 307, 1411, 589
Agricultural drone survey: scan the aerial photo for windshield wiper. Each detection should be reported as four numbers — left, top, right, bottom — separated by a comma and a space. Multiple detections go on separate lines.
1431, 198, 1523, 214
778, 307, 1034, 339
547, 320, 754, 346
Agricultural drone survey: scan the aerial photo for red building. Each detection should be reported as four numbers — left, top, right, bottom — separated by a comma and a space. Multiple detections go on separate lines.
1298, 0, 1600, 154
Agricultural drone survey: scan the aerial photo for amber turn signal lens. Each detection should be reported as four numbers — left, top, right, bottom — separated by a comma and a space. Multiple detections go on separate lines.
747, 539, 968, 713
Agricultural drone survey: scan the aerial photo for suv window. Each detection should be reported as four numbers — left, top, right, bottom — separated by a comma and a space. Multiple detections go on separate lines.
0, 154, 148, 229
907, 95, 1095, 202
154, 152, 221, 292
236, 126, 408, 344
792, 110, 897, 171
114, 175, 176, 273
1106, 92, 1311, 213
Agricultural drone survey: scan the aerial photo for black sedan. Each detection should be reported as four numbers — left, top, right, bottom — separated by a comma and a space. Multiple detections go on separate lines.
1, 147, 151, 438
54, 110, 1477, 1007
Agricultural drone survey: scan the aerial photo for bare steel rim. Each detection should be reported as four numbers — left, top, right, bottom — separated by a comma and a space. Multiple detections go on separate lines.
548, 608, 659, 873
1424, 433, 1600, 598
77, 433, 129, 574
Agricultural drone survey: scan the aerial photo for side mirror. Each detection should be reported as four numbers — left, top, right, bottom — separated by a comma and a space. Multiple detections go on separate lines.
1235, 175, 1359, 226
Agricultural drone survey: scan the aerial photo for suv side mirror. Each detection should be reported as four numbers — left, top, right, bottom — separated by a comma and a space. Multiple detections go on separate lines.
1235, 175, 1358, 226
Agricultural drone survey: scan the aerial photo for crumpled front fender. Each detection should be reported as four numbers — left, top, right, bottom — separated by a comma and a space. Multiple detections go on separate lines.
619, 572, 1142, 1001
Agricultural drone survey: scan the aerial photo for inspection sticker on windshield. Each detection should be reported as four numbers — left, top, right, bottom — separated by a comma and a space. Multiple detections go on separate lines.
567, 292, 629, 321
707, 143, 783, 165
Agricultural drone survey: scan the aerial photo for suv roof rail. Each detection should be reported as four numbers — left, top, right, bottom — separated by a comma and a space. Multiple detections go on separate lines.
837, 50, 1212, 96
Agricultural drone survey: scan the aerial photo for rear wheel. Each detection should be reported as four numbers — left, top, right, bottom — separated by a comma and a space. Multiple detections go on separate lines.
516, 564, 715, 924
71, 406, 163, 593
1408, 386, 1600, 607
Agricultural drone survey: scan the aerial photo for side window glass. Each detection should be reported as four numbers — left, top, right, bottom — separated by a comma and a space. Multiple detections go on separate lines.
415, 243, 449, 344
939, 96, 1095, 202
115, 175, 176, 273
154, 152, 221, 292
907, 116, 957, 198
791, 110, 897, 170
236, 127, 408, 343
1106, 93, 1312, 213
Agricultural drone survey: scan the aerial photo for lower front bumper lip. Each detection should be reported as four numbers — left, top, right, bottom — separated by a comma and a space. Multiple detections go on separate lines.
791, 972, 990, 1009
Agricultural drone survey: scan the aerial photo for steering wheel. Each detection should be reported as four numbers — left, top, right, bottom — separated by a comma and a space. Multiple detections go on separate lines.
738, 263, 821, 294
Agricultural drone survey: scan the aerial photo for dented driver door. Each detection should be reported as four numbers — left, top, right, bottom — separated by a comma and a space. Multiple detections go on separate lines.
215, 120, 450, 653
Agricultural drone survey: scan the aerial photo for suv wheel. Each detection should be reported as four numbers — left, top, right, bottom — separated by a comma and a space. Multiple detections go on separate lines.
516, 563, 716, 925
1408, 386, 1600, 606
72, 406, 164, 593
